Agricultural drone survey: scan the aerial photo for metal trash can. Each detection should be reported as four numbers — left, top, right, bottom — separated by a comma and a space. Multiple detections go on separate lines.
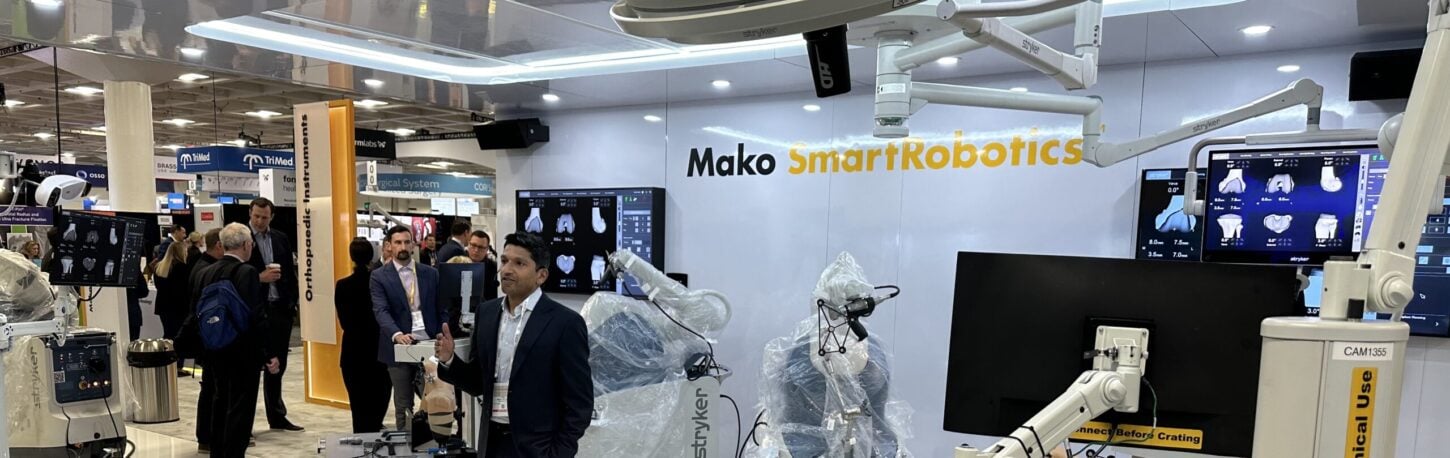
127, 339, 180, 423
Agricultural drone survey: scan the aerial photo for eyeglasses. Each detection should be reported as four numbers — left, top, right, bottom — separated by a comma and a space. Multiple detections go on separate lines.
468, 243, 489, 250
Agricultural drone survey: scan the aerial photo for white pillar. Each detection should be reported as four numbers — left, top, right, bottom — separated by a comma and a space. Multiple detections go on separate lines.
102, 81, 157, 213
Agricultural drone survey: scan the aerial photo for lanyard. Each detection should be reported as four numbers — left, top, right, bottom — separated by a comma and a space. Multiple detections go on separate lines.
401, 261, 419, 309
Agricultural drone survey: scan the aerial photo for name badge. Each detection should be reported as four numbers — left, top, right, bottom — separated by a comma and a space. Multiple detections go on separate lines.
411, 310, 424, 329
492, 383, 509, 418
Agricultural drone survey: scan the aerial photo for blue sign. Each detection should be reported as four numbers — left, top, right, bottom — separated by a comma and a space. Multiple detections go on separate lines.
166, 193, 188, 210
0, 207, 53, 226
359, 173, 495, 197
36, 163, 108, 188
176, 146, 296, 174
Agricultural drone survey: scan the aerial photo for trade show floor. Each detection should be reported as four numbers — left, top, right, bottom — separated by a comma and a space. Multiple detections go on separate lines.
127, 345, 394, 457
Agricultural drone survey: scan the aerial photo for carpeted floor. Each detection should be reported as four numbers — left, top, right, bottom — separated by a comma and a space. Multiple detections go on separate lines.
127, 342, 396, 458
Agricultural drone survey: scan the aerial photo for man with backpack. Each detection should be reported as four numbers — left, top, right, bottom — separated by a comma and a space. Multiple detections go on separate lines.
191, 223, 280, 458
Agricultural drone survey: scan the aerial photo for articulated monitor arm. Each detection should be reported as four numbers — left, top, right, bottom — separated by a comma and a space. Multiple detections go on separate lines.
955, 326, 1148, 458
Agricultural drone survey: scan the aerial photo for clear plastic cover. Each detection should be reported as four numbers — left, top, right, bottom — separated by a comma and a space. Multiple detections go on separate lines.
0, 248, 56, 323
751, 252, 914, 458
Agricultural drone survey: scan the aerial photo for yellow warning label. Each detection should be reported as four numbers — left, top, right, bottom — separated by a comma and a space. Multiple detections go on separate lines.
1070, 421, 1204, 450
1344, 367, 1378, 457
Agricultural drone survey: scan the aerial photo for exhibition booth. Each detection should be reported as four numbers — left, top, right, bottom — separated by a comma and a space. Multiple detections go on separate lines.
1, 0, 1449, 457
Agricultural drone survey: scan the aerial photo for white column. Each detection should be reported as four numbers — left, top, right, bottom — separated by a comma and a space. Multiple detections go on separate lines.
102, 81, 157, 213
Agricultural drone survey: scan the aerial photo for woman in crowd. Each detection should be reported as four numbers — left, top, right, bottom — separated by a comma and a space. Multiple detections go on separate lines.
152, 240, 193, 340
186, 232, 204, 262
19, 240, 41, 265
337, 237, 391, 433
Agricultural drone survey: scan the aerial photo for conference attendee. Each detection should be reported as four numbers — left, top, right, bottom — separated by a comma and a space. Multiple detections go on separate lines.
193, 229, 223, 273
152, 241, 193, 340
155, 224, 187, 262
370, 225, 446, 431
192, 223, 280, 458
19, 240, 41, 264
188, 228, 224, 450
338, 237, 391, 433
467, 230, 500, 301
434, 220, 470, 266
436, 232, 592, 458
420, 233, 438, 266
369, 236, 395, 270
126, 262, 149, 342
246, 198, 305, 432
186, 232, 204, 263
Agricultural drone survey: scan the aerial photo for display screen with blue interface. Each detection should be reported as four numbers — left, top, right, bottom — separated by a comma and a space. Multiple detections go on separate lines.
1135, 169, 1206, 261
1204, 145, 1372, 264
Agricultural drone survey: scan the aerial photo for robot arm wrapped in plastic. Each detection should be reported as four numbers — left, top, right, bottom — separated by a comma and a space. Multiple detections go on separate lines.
0, 248, 57, 324
752, 252, 914, 458
574, 249, 735, 457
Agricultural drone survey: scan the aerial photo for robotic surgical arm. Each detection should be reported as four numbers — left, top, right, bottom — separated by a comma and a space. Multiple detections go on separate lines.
606, 249, 731, 333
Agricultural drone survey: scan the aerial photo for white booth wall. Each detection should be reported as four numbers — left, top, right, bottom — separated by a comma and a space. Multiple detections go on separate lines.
496, 40, 1449, 457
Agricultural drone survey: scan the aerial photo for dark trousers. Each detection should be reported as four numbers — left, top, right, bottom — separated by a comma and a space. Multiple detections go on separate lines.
340, 359, 392, 433
485, 422, 519, 458
209, 360, 261, 458
195, 360, 215, 445
126, 300, 142, 342
159, 313, 185, 341
264, 303, 294, 426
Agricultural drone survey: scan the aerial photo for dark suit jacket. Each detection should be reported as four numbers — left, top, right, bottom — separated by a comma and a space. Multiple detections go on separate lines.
438, 294, 592, 458
249, 227, 298, 308
189, 256, 275, 367
435, 238, 466, 265
153, 259, 193, 321
337, 268, 381, 369
369, 261, 446, 365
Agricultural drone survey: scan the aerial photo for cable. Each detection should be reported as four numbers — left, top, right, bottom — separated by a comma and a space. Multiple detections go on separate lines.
103, 396, 124, 451
720, 394, 743, 458
59, 403, 73, 447
1023, 425, 1046, 458
650, 298, 720, 380
739, 410, 767, 458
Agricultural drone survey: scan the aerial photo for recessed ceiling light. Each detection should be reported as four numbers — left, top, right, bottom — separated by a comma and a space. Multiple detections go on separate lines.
363, 78, 384, 88
3, 100, 24, 108
1009, 87, 1030, 92
386, 128, 416, 136
937, 56, 960, 66
162, 118, 195, 127
246, 110, 282, 119
29, 0, 62, 9
179, 47, 205, 57
33, 132, 54, 139
356, 99, 389, 108
711, 79, 731, 88
803, 104, 822, 112
541, 93, 561, 102
1240, 25, 1273, 36
643, 115, 663, 122
63, 86, 103, 96
1276, 64, 1301, 73
177, 73, 210, 82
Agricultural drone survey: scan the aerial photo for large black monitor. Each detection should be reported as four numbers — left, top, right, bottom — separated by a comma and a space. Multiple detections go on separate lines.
945, 252, 1300, 456
1203, 144, 1377, 264
516, 187, 665, 295
1135, 169, 1206, 261
46, 211, 147, 287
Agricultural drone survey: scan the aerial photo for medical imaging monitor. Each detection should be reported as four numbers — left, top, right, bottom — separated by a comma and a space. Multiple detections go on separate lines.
515, 187, 665, 295
46, 211, 147, 287
1135, 168, 1206, 261
945, 252, 1301, 457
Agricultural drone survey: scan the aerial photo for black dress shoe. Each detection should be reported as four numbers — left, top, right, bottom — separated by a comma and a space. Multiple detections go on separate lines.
270, 422, 305, 432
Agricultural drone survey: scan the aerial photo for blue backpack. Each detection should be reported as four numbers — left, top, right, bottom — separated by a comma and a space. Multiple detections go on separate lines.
195, 263, 253, 351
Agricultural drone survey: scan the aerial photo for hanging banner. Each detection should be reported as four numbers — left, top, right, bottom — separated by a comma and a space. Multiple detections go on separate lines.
0, 207, 54, 225
176, 146, 296, 174
259, 169, 298, 206
358, 172, 495, 198
35, 163, 108, 188
354, 128, 397, 160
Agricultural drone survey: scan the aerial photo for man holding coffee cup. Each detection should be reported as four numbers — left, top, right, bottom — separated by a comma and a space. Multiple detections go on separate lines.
247, 197, 305, 432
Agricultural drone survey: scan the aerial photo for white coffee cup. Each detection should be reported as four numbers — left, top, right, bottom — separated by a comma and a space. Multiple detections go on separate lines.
266, 263, 281, 271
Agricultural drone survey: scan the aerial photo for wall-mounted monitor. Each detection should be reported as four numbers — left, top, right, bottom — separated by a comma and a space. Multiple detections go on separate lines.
1135, 168, 1206, 261
516, 187, 665, 295
46, 211, 147, 287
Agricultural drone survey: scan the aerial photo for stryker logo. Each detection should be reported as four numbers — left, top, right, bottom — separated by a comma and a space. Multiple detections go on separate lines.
691, 387, 709, 457
1193, 118, 1222, 132
688, 143, 777, 177
1290, 256, 1310, 262
817, 62, 835, 89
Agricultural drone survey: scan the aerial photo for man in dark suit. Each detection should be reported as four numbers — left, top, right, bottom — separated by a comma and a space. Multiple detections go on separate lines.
435, 220, 470, 264
245, 197, 304, 432
466, 230, 500, 301
436, 232, 592, 458
191, 223, 281, 458
370, 225, 447, 431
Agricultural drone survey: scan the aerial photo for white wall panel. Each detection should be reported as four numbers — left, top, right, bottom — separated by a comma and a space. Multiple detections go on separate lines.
491, 41, 1447, 457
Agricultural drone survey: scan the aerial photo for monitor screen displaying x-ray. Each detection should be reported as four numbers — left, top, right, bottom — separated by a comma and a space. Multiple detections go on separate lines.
46, 211, 147, 287
1136, 169, 1206, 261
516, 187, 666, 295
1203, 144, 1375, 265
